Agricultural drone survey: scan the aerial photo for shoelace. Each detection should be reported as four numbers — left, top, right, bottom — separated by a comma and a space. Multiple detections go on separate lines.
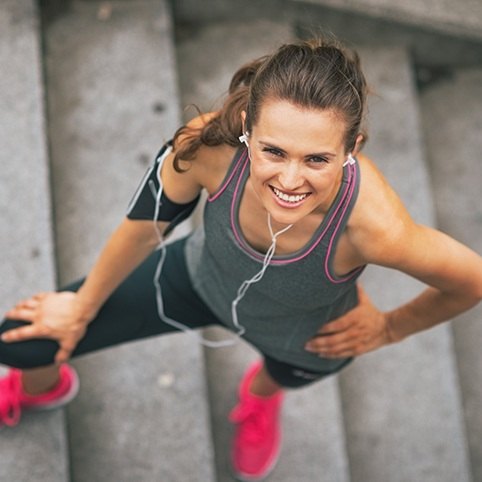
0, 371, 21, 427
230, 400, 270, 444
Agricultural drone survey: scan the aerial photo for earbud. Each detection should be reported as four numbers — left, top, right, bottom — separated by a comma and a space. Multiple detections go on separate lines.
238, 132, 249, 146
343, 153, 356, 167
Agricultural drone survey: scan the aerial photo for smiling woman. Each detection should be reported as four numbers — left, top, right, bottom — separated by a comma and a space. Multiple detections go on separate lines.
1, 36, 482, 482
245, 102, 352, 226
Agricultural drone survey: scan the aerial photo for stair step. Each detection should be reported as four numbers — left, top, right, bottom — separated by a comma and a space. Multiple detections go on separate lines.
171, 0, 482, 70
338, 46, 471, 482
292, 0, 482, 42
43, 1, 214, 480
175, 19, 350, 481
0, 1, 69, 480
420, 68, 482, 482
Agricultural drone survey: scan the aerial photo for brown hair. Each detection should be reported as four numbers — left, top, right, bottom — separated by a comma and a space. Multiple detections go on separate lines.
173, 37, 368, 171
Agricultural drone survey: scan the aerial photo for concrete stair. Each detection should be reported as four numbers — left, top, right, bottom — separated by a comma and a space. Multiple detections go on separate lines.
420, 69, 482, 482
338, 46, 470, 482
1, 0, 481, 481
43, 2, 215, 481
292, 0, 482, 42
0, 1, 69, 481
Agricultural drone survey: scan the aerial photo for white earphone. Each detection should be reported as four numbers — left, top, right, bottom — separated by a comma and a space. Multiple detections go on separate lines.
343, 153, 356, 167
239, 133, 249, 146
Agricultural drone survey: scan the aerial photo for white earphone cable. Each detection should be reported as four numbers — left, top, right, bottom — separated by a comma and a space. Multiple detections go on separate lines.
151, 143, 293, 348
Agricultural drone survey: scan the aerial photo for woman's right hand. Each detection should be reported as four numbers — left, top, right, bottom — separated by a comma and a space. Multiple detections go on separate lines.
2, 291, 95, 363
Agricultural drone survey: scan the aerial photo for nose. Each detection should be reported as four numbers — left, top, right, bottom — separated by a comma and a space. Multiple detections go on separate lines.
278, 161, 303, 191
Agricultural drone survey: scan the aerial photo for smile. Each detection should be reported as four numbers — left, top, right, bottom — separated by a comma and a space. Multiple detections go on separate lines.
271, 186, 310, 203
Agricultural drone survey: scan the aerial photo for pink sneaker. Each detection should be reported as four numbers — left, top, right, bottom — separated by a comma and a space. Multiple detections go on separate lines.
0, 364, 79, 427
229, 361, 284, 481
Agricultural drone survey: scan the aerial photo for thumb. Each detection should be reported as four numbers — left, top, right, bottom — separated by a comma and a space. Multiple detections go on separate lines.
356, 283, 369, 302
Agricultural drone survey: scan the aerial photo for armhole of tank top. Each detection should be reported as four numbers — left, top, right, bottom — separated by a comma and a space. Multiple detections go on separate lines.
324, 161, 366, 284
207, 147, 248, 203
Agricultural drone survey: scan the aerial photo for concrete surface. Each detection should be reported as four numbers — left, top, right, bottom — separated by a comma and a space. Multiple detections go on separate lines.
43, 1, 215, 480
175, 20, 351, 481
171, 0, 482, 69
420, 68, 482, 482
293, 0, 482, 41
0, 1, 69, 481
2, 0, 480, 481
338, 46, 470, 482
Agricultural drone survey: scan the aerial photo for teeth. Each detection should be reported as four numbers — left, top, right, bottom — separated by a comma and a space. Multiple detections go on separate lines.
273, 187, 308, 203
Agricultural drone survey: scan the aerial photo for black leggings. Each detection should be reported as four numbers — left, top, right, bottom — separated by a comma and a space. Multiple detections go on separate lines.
0, 238, 343, 388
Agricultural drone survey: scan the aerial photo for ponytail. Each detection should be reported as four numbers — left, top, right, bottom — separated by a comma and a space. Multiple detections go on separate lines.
172, 57, 266, 172
172, 37, 368, 171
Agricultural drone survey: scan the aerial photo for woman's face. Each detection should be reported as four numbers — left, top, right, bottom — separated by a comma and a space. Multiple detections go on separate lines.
246, 99, 351, 226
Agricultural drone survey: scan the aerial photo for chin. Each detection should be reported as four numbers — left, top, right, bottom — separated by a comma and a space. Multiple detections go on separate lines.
268, 207, 305, 226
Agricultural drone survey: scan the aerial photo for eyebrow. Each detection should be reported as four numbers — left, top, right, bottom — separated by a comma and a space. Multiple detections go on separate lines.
258, 140, 336, 158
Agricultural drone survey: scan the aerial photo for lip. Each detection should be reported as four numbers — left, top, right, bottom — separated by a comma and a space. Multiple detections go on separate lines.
269, 185, 311, 208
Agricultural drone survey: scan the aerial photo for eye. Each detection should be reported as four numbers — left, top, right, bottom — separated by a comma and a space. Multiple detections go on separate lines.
262, 147, 283, 157
308, 156, 328, 164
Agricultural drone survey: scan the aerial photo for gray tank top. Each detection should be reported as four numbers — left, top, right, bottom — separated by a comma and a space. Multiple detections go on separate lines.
185, 146, 364, 372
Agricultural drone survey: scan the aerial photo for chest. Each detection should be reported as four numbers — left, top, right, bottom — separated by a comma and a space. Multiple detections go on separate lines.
236, 178, 357, 276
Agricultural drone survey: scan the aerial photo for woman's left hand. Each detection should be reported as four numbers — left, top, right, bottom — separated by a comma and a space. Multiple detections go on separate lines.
305, 284, 393, 358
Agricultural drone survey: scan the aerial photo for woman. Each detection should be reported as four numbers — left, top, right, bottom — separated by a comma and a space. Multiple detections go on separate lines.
1, 38, 481, 481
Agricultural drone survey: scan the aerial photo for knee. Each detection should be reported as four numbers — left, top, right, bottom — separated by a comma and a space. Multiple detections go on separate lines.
0, 320, 58, 369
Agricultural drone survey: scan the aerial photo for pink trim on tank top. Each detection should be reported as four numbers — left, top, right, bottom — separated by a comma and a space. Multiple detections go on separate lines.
324, 165, 364, 283
207, 149, 248, 202
229, 155, 358, 270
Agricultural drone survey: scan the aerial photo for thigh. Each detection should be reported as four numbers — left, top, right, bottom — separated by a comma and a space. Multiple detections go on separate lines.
0, 237, 221, 368
73, 236, 222, 356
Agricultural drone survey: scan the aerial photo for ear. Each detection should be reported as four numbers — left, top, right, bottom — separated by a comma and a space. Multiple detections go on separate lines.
351, 134, 364, 156
241, 110, 247, 134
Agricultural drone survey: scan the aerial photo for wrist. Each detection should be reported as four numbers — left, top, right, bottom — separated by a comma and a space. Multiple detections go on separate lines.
74, 290, 101, 324
384, 311, 405, 344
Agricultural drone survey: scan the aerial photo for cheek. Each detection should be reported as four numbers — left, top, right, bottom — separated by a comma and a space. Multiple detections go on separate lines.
250, 162, 277, 185
310, 172, 340, 195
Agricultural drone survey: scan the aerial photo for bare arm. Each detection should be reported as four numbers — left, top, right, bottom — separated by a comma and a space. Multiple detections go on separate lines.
306, 156, 482, 357
382, 225, 482, 341
2, 144, 204, 362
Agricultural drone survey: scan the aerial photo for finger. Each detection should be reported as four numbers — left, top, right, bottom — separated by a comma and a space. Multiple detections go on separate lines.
318, 317, 355, 335
4, 304, 39, 320
306, 332, 354, 354
55, 348, 72, 364
55, 334, 81, 362
317, 340, 360, 358
32, 292, 49, 301
17, 298, 40, 310
317, 330, 354, 346
1, 324, 50, 342
356, 283, 369, 302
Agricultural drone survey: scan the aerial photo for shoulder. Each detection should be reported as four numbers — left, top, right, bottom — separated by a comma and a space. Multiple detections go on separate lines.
346, 153, 417, 267
163, 113, 238, 199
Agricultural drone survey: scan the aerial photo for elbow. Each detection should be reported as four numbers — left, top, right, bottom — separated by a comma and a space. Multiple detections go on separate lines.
474, 286, 482, 305
465, 280, 482, 307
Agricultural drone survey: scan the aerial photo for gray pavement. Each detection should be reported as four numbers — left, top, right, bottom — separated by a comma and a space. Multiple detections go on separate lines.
43, 1, 214, 480
292, 0, 482, 41
420, 68, 482, 482
0, 1, 69, 481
